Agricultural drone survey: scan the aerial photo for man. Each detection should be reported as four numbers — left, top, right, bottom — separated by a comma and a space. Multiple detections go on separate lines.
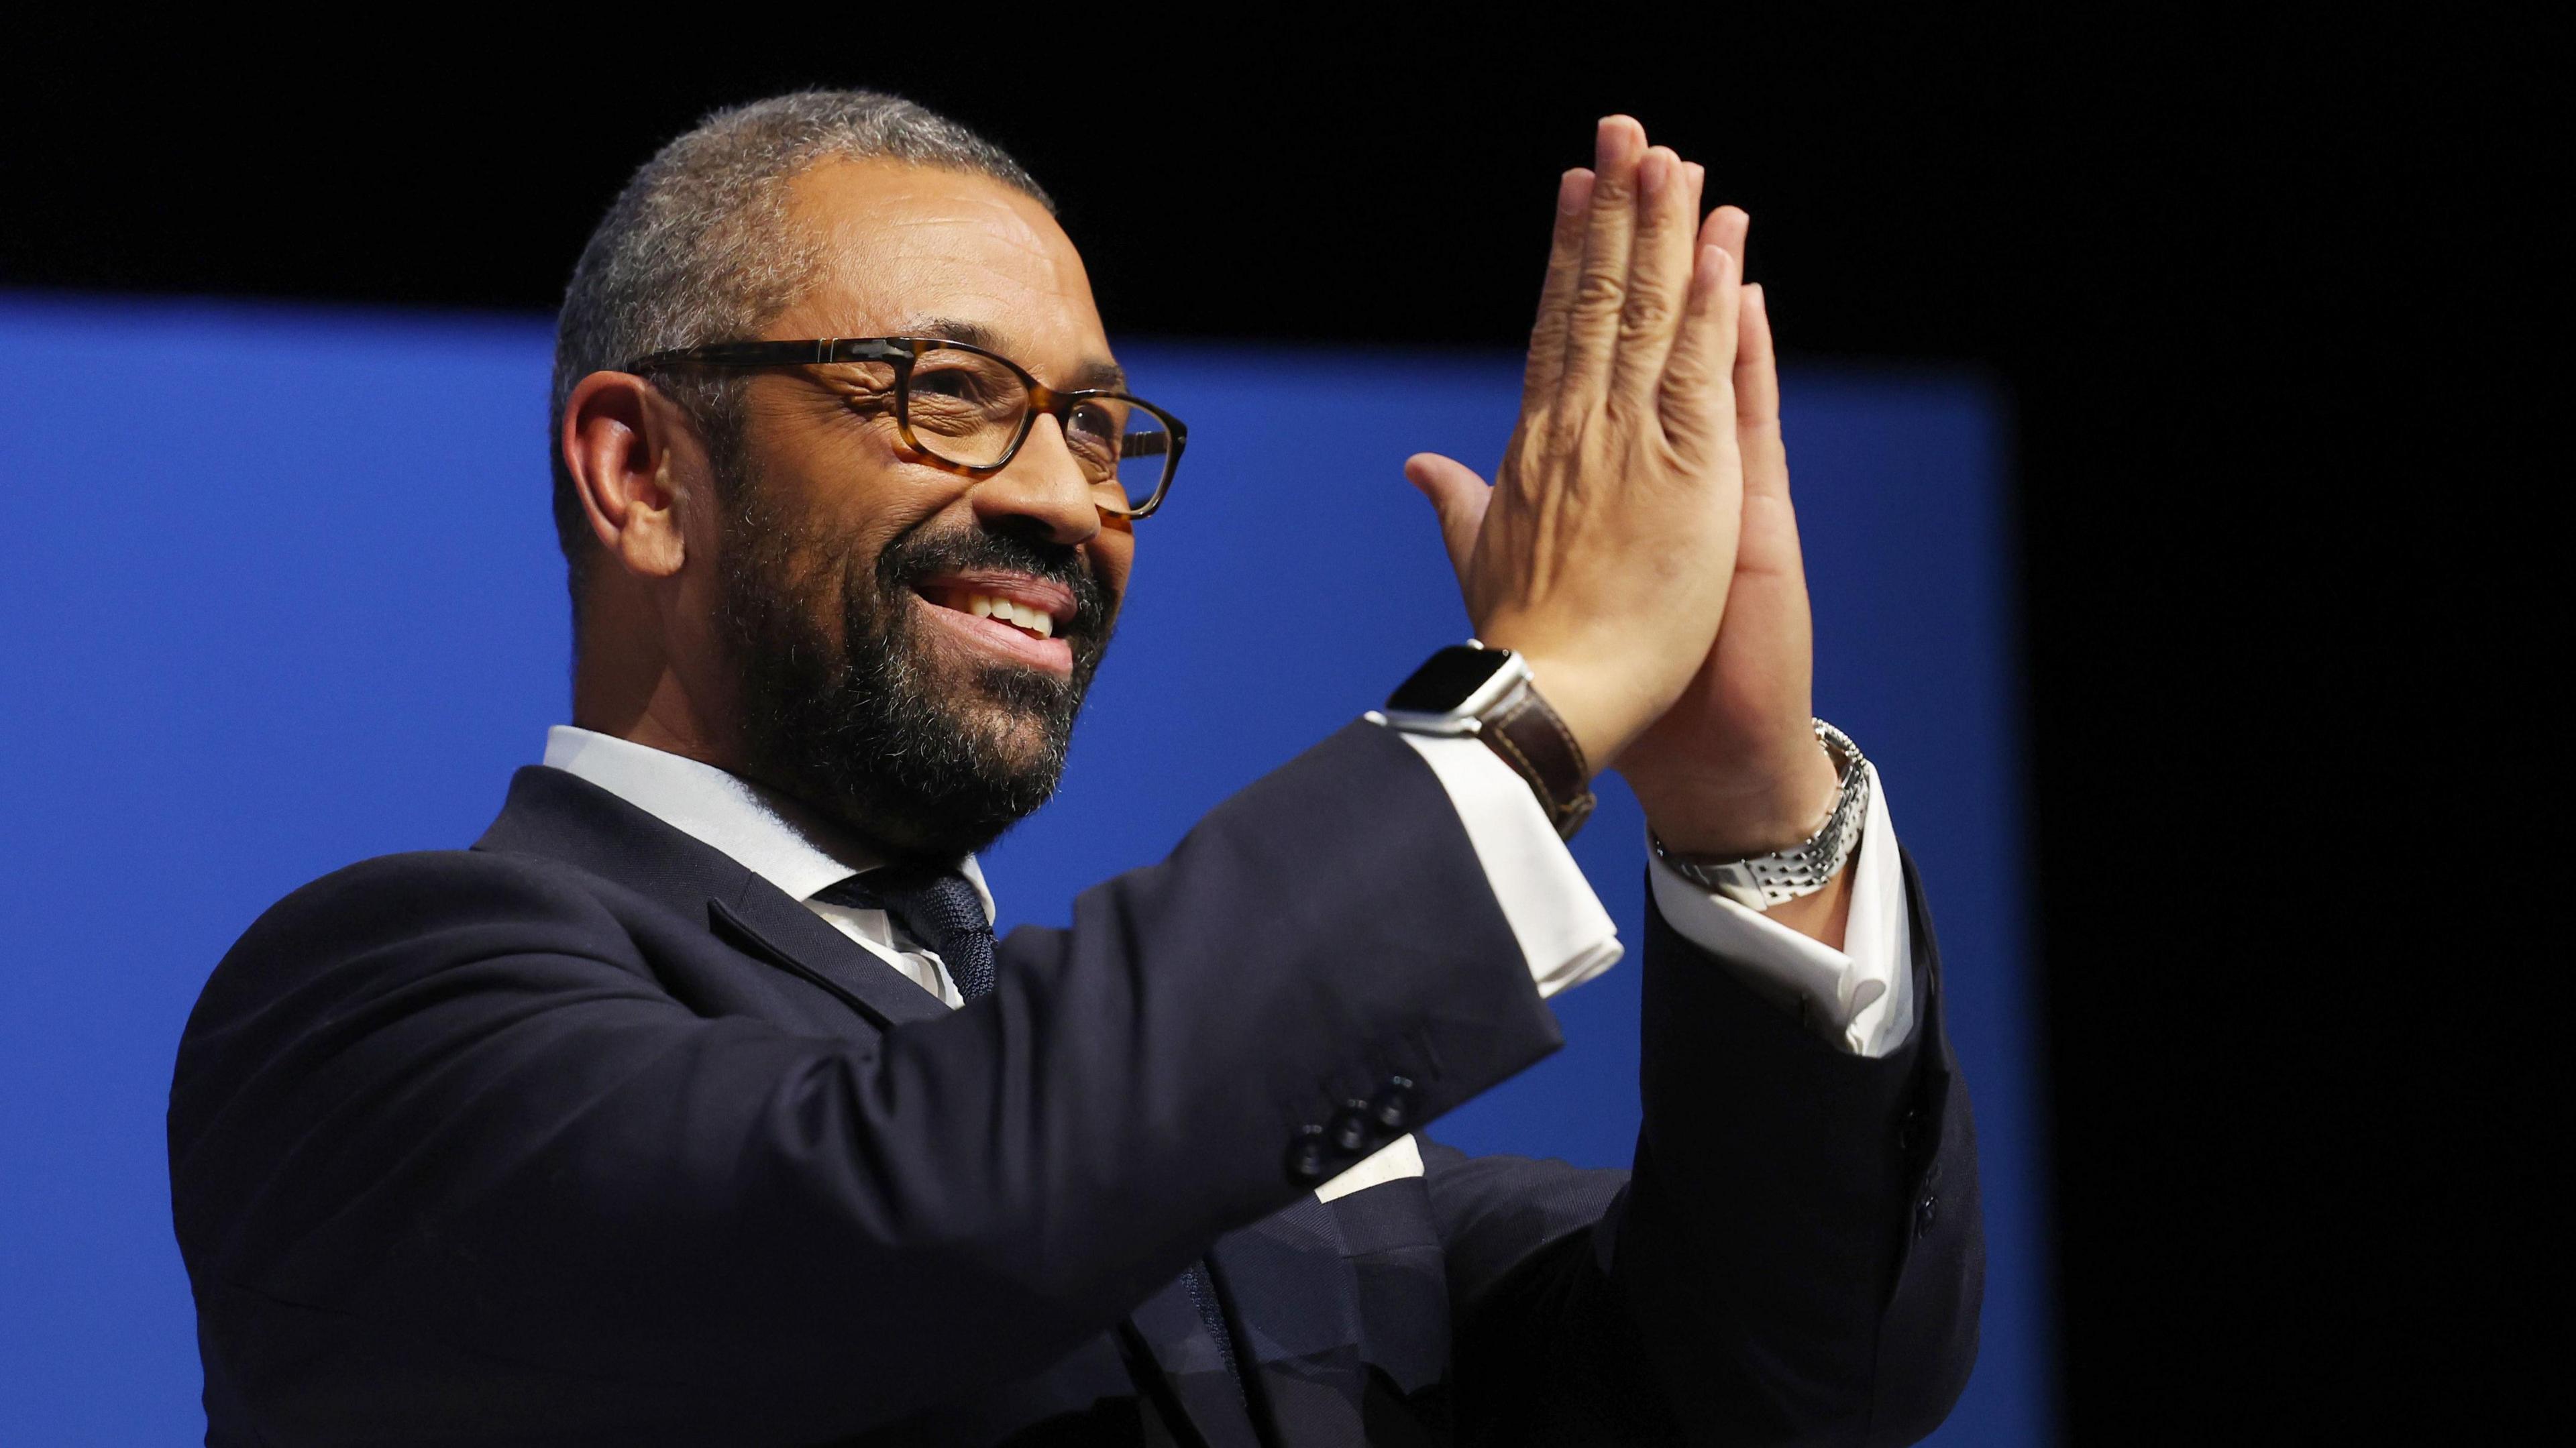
170, 91, 1980, 1446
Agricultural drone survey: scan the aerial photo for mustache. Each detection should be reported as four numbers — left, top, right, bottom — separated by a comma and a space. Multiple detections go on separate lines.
876, 523, 1117, 638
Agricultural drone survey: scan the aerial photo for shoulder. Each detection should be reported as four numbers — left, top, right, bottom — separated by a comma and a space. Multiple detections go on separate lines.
238, 846, 631, 962
189, 848, 649, 1038
174, 848, 686, 1140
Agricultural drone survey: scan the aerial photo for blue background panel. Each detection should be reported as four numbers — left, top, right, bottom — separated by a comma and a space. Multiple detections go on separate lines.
0, 296, 2047, 1443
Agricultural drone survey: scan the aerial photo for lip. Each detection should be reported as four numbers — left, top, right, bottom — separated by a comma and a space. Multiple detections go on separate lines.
914, 571, 1078, 628
910, 575, 1077, 677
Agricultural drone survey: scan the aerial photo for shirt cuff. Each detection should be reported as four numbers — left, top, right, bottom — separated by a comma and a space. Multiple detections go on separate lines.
1644, 761, 1917, 1056
1387, 730, 1623, 998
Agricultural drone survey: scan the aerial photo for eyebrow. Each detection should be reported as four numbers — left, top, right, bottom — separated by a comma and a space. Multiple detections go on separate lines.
900, 315, 1128, 392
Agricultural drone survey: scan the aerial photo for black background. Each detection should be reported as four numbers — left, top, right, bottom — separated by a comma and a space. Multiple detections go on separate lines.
4, 12, 2543, 1440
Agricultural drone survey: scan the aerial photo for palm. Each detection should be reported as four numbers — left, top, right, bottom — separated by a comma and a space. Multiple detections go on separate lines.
1611, 240, 1834, 855
1620, 362, 1813, 797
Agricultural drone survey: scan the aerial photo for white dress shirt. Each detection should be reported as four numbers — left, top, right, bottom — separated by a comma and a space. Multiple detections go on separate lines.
538, 722, 1918, 1201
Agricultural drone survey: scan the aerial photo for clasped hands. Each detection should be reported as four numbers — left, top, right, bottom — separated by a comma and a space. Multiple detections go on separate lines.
1407, 116, 1845, 879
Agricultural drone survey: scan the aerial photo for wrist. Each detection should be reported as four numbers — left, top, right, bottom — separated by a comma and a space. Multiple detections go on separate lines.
1379, 643, 1600, 838
1633, 735, 1842, 858
1495, 651, 1657, 771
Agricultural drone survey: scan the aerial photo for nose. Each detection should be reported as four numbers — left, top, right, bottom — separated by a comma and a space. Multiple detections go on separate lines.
968, 414, 1103, 548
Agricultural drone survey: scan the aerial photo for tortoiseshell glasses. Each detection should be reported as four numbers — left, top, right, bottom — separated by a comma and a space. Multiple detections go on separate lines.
624, 336, 1189, 518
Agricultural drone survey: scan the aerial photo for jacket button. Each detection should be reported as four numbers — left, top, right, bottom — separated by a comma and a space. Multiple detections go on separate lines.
1328, 1103, 1374, 1154
1285, 1127, 1330, 1184
1369, 1076, 1418, 1131
1915, 1193, 1939, 1237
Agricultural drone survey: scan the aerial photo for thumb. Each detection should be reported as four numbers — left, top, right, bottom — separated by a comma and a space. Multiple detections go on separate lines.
1403, 452, 1492, 580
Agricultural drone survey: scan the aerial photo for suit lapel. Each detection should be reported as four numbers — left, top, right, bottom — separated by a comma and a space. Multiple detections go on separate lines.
475, 765, 949, 1032
706, 886, 949, 1030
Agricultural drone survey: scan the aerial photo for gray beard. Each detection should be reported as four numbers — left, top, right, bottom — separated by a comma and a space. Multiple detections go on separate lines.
715, 484, 1116, 860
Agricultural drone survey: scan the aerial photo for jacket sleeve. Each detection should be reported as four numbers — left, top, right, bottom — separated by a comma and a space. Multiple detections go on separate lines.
1430, 848, 1982, 1447
168, 722, 1558, 1447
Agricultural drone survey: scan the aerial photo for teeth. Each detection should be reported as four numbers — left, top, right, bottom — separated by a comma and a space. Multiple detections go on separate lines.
956, 592, 1056, 640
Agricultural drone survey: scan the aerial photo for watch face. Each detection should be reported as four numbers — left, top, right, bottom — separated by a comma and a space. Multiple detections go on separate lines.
1387, 645, 1513, 714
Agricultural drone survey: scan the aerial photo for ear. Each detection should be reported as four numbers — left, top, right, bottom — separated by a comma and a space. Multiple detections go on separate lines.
563, 370, 696, 580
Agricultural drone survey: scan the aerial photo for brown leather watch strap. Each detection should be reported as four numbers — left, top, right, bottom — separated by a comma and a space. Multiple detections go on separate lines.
1480, 683, 1597, 840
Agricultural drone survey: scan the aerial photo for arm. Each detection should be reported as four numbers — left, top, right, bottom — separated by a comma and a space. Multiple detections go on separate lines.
1422, 850, 1979, 1447
1405, 117, 1982, 1441
1615, 851, 1982, 1444
170, 723, 1553, 1445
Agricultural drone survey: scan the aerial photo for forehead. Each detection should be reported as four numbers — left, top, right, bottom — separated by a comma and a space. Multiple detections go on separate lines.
775, 159, 1108, 372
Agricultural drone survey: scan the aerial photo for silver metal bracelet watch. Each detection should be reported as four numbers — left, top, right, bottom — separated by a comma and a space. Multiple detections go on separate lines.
1648, 719, 1872, 911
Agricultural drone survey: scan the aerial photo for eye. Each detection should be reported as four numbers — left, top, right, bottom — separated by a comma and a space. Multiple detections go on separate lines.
907, 351, 1026, 420
1065, 400, 1124, 454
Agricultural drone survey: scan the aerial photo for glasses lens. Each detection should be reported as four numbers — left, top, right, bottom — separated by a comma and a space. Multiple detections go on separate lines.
902, 345, 1030, 467
1059, 396, 1173, 514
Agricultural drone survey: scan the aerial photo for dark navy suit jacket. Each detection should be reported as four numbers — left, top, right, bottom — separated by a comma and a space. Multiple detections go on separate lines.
169, 722, 1981, 1445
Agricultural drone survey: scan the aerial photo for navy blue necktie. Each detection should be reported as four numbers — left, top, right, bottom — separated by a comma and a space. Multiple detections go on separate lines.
818, 865, 996, 1001
815, 865, 1247, 1400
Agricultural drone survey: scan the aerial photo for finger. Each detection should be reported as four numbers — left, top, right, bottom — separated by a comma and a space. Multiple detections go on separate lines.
1403, 452, 1494, 579
1702, 204, 1750, 271
1656, 243, 1743, 463
1555, 115, 1648, 406
1735, 282, 1787, 499
1519, 168, 1597, 414
1606, 145, 1703, 408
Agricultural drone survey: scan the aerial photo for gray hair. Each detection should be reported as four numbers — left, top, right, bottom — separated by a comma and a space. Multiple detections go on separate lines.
547, 90, 1052, 588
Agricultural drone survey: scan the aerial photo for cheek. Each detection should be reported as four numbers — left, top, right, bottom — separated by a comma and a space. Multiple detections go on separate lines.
1090, 526, 1137, 604
792, 478, 962, 590
741, 391, 965, 537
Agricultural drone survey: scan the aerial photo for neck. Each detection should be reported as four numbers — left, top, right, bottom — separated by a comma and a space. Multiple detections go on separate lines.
571, 606, 740, 773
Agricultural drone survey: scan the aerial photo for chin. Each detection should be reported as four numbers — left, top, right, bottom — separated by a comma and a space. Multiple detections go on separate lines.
959, 697, 1065, 772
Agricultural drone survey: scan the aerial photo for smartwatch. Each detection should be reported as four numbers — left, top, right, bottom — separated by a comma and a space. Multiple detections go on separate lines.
1373, 642, 1597, 839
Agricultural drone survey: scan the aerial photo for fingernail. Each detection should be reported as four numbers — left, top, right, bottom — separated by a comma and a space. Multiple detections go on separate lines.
1638, 152, 1669, 197
1558, 168, 1593, 215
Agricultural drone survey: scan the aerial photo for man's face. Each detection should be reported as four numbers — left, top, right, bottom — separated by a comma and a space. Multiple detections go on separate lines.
710, 160, 1136, 858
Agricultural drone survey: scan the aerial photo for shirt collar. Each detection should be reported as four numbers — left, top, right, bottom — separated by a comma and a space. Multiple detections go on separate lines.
538, 726, 995, 924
